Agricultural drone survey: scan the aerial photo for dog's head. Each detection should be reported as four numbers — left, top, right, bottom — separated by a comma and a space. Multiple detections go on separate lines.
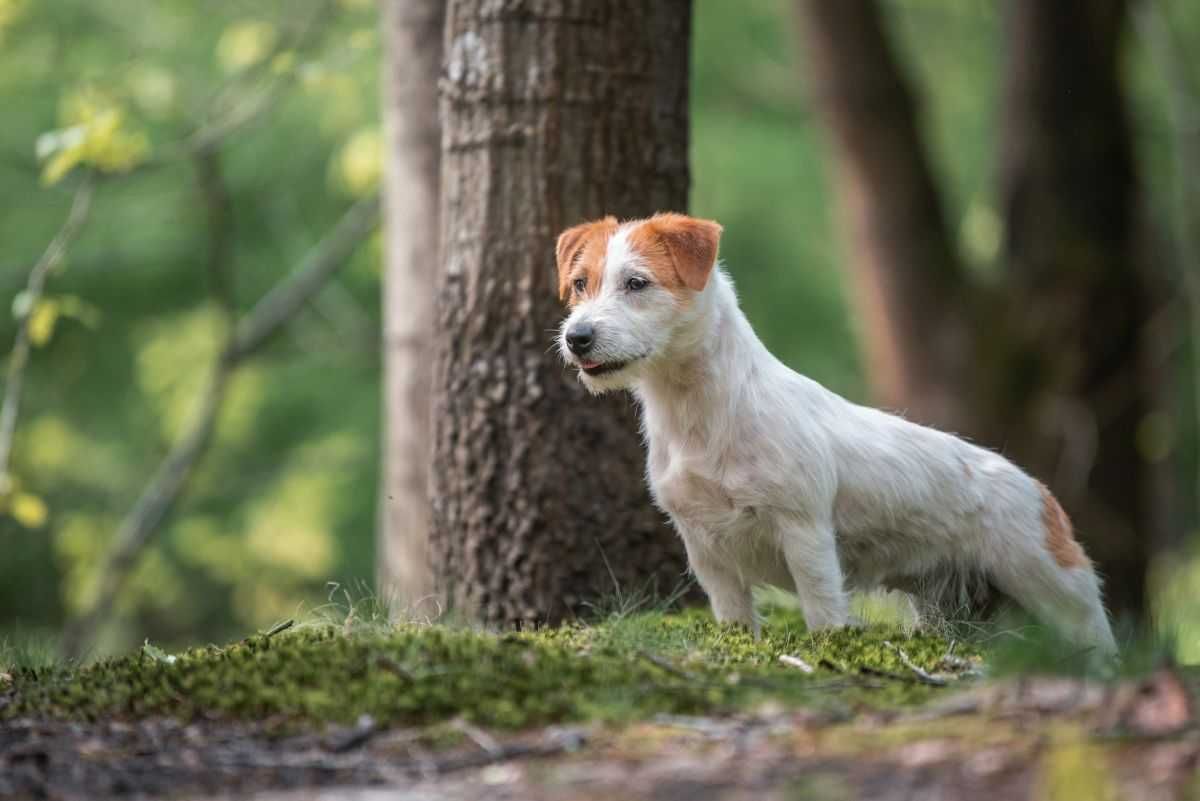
554, 213, 723, 393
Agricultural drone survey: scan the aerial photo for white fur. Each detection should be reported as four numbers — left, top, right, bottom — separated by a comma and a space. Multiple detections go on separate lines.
559, 228, 1117, 655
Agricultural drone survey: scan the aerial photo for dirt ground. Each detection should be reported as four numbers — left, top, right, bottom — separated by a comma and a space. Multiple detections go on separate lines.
3, 671, 1198, 801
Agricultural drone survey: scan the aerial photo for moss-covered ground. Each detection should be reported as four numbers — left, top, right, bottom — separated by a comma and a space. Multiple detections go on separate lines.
1, 607, 979, 728
5, 608, 1199, 800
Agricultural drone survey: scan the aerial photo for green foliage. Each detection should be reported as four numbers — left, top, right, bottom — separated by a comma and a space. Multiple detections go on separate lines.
2, 609, 973, 728
0, 0, 382, 651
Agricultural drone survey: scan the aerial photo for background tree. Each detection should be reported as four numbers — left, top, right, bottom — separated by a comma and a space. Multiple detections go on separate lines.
377, 0, 444, 615
795, 0, 1170, 620
428, 0, 693, 625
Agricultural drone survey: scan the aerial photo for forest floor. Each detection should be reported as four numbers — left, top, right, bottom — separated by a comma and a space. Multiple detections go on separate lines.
2, 607, 1199, 800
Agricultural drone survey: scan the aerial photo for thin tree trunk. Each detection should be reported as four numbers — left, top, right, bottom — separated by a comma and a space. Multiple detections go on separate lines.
996, 0, 1169, 619
794, 0, 974, 433
431, 0, 693, 625
377, 0, 445, 615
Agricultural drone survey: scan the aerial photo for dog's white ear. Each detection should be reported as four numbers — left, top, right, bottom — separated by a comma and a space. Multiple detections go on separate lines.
649, 213, 723, 292
555, 216, 616, 301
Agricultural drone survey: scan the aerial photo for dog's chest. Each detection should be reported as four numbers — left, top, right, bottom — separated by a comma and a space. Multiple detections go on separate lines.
647, 438, 759, 534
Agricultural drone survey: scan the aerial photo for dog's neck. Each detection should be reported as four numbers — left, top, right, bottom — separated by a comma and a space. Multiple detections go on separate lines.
633, 269, 766, 447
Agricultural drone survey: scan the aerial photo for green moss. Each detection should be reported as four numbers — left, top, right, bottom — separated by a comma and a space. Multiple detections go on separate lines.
2, 609, 975, 728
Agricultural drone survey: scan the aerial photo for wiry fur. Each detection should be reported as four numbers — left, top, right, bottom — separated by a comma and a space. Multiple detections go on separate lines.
556, 214, 1117, 656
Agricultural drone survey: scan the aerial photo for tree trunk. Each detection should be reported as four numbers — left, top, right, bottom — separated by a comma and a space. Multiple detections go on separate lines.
430, 0, 693, 625
378, 0, 445, 614
794, 0, 974, 433
994, 0, 1170, 620
795, 0, 1169, 621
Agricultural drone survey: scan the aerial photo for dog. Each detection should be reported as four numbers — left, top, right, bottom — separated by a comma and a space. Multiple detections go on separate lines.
554, 212, 1117, 655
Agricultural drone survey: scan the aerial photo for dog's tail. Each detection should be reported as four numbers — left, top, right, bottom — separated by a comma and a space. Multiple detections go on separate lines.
987, 482, 1117, 656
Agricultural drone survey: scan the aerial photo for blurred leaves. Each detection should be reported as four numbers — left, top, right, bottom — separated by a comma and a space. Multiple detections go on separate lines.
37, 88, 150, 185
0, 0, 26, 42
125, 64, 178, 119
333, 127, 383, 196
0, 473, 49, 529
9, 492, 48, 529
1, 0, 381, 652
26, 301, 58, 347
21, 295, 100, 348
1151, 544, 1200, 662
216, 20, 278, 74
959, 199, 1002, 269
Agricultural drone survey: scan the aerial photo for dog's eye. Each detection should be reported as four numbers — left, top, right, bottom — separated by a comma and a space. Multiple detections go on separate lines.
572, 278, 587, 294
625, 276, 650, 291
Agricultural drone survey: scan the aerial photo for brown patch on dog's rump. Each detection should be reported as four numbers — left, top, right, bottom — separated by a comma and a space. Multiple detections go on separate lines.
1038, 482, 1089, 569
556, 216, 618, 304
628, 213, 723, 294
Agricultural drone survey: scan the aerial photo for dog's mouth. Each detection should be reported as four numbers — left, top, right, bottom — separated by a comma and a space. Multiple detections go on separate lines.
579, 358, 634, 377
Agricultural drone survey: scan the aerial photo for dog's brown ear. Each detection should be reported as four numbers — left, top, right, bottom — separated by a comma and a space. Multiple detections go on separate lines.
649, 213, 723, 292
555, 216, 616, 301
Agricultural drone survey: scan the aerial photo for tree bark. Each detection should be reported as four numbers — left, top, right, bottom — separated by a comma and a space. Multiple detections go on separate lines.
378, 0, 445, 614
995, 0, 1169, 619
430, 0, 693, 625
795, 0, 1170, 620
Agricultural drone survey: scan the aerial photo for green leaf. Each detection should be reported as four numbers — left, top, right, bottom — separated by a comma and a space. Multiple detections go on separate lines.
10, 492, 48, 529
27, 300, 59, 347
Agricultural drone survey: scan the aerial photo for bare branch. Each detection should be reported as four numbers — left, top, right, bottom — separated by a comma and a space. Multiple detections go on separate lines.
193, 150, 237, 318
60, 368, 229, 658
60, 196, 379, 658
60, 151, 240, 658
229, 194, 381, 362
127, 0, 340, 173
0, 176, 95, 484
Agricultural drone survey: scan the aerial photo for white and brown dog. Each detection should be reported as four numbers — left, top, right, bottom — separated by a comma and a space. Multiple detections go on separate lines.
555, 212, 1117, 655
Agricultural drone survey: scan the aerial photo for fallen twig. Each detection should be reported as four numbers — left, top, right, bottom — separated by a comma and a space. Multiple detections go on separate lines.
884, 641, 950, 686
636, 650, 703, 682
264, 619, 296, 638
779, 654, 815, 674
451, 718, 502, 755
326, 715, 380, 753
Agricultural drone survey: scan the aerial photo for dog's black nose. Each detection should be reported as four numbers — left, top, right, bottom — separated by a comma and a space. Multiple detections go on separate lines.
566, 323, 594, 355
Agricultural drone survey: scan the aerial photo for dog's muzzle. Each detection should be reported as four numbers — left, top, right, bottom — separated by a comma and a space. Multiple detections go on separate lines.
565, 322, 595, 356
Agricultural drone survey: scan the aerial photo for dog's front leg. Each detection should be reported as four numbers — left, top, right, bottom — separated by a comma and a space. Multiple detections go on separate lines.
779, 518, 849, 631
681, 535, 757, 635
